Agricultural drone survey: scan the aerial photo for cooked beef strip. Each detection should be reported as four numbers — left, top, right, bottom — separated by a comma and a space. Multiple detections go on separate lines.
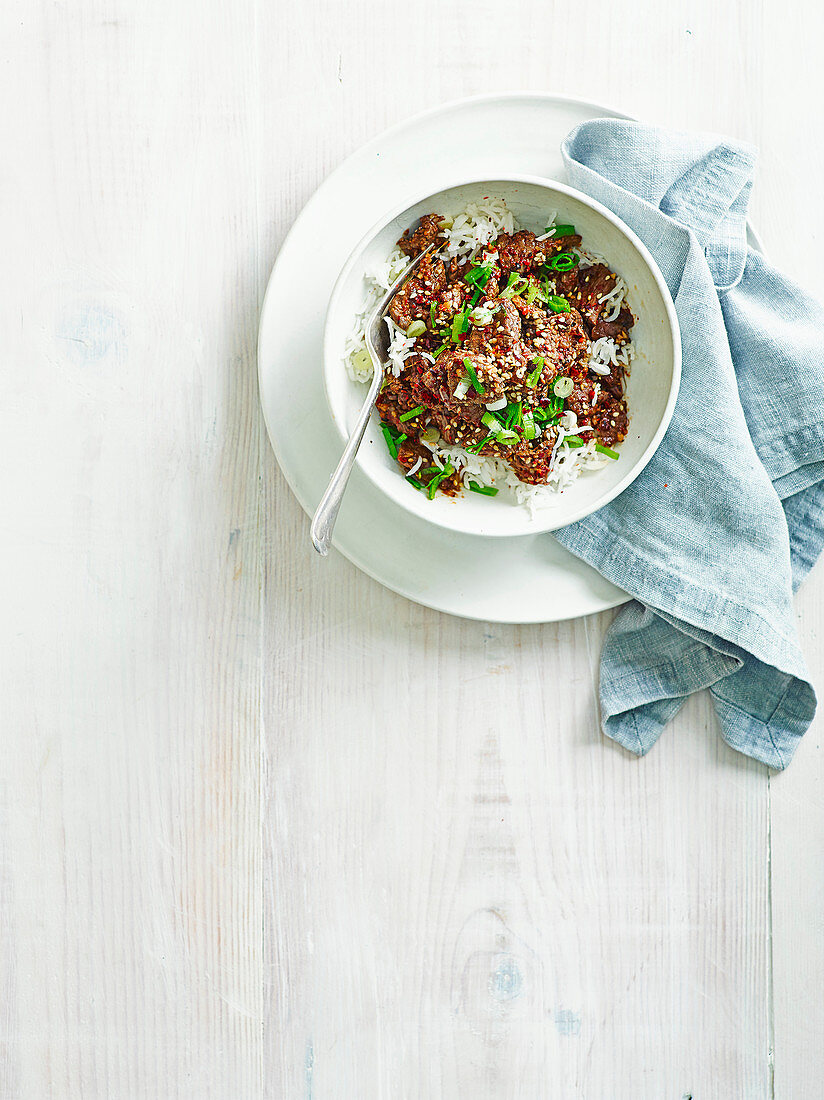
387, 254, 447, 330
527, 309, 590, 380
398, 213, 443, 257
496, 230, 537, 272
562, 263, 618, 335
591, 305, 634, 342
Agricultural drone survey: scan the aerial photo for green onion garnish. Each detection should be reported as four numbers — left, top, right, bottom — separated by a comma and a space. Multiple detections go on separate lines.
552, 224, 575, 237
426, 460, 455, 499
470, 286, 482, 307
500, 273, 528, 300
429, 303, 437, 326
565, 435, 584, 448
525, 284, 539, 304
595, 443, 620, 460
450, 312, 465, 342
547, 251, 578, 272
465, 264, 492, 288
470, 434, 495, 453
504, 401, 522, 429
468, 482, 499, 496
547, 295, 571, 314
433, 342, 449, 358
381, 424, 399, 459
406, 319, 426, 338
553, 375, 573, 398
481, 411, 503, 433
522, 411, 537, 441
463, 357, 485, 394
526, 358, 544, 388
399, 405, 423, 422
495, 429, 519, 446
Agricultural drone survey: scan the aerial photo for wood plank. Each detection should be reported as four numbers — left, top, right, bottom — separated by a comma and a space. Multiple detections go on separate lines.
0, 0, 264, 1094
761, 1, 824, 1094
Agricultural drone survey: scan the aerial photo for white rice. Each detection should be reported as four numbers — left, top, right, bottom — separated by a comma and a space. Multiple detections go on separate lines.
343, 198, 635, 513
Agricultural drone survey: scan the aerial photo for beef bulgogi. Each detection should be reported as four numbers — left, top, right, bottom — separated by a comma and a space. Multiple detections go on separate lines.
374, 213, 633, 499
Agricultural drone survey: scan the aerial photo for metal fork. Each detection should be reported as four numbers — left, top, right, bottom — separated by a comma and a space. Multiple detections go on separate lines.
310, 244, 437, 555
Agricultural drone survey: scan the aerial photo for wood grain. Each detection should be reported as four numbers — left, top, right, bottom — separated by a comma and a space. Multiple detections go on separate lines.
0, 0, 821, 1095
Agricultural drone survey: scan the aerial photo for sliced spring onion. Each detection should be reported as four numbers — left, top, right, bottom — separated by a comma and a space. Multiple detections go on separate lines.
564, 435, 584, 448
481, 410, 503, 433
381, 424, 399, 459
547, 295, 571, 314
421, 426, 440, 445
351, 348, 372, 375
426, 460, 455, 499
504, 401, 522, 429
553, 376, 574, 398
470, 435, 495, 453
453, 378, 471, 400
470, 286, 482, 307
399, 405, 424, 422
429, 303, 437, 326
433, 342, 449, 358
525, 283, 539, 304
468, 482, 499, 496
547, 251, 578, 272
595, 443, 620, 460
462, 357, 485, 394
469, 304, 494, 326
522, 411, 537, 441
500, 272, 528, 300
526, 358, 544, 388
465, 264, 492, 288
484, 396, 507, 412
495, 429, 519, 446
553, 224, 575, 237
450, 313, 464, 342
406, 319, 426, 338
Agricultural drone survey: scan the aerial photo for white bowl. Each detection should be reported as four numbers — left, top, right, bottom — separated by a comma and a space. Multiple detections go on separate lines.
323, 176, 680, 537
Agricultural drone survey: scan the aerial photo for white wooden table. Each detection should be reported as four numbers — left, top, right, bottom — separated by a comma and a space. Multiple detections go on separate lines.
2, 0, 823, 1096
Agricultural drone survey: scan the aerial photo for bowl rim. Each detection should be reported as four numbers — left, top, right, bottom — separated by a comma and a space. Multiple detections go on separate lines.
322, 172, 681, 536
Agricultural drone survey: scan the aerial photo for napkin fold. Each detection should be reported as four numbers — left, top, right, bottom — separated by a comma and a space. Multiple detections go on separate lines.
554, 120, 824, 769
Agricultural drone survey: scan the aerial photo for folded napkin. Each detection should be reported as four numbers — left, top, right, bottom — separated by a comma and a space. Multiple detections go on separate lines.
554, 120, 824, 769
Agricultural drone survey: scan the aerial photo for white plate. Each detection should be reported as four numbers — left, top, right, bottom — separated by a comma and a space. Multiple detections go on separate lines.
258, 93, 757, 623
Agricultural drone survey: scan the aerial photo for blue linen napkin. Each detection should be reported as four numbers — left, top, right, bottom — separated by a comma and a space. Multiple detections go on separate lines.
554, 120, 824, 769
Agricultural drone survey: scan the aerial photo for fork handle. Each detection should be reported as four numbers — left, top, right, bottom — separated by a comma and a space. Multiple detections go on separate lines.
310, 368, 383, 555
